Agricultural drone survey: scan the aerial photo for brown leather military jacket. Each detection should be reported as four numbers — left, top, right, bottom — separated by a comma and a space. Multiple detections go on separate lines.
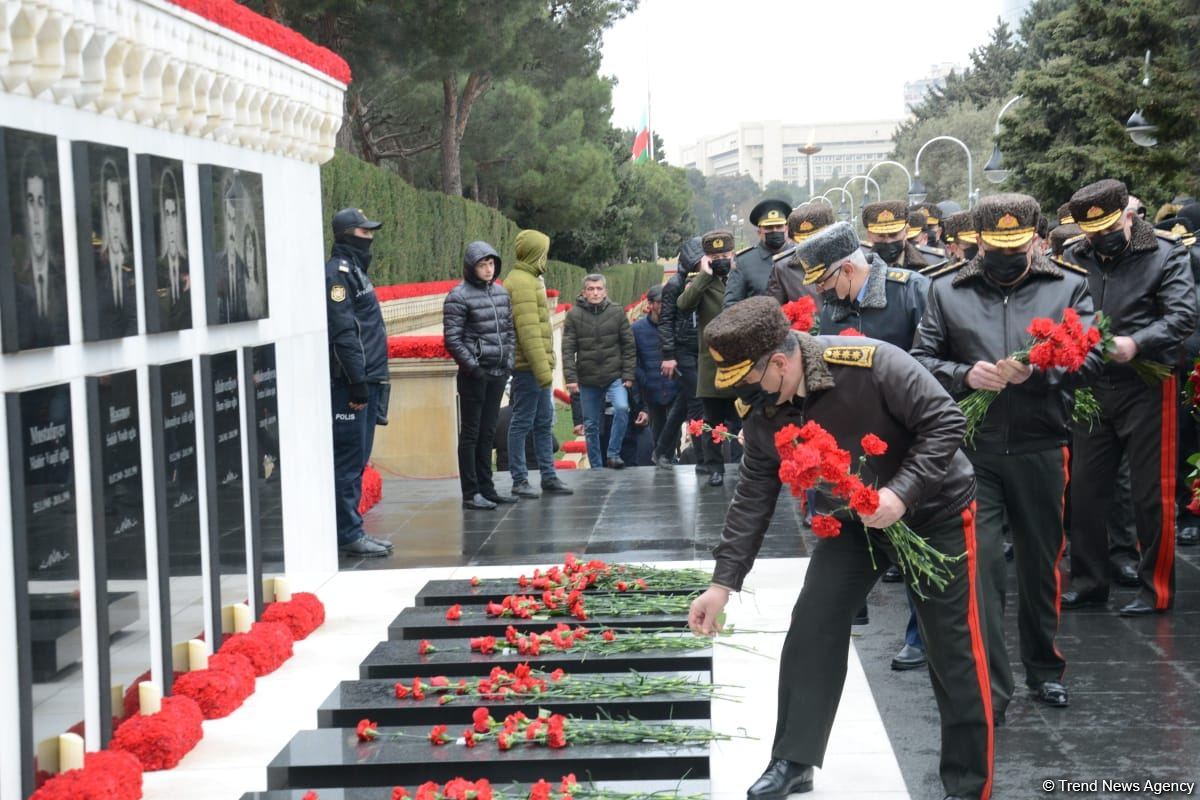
710, 333, 976, 591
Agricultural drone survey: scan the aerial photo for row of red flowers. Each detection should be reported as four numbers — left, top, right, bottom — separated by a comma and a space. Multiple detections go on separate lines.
388, 335, 453, 360
30, 750, 144, 800
375, 280, 562, 303
301, 773, 584, 800
360, 464, 384, 515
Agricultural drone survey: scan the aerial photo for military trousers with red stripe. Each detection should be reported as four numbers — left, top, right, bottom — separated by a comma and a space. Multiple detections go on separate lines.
968, 446, 1070, 697
772, 505, 994, 800
1068, 374, 1177, 609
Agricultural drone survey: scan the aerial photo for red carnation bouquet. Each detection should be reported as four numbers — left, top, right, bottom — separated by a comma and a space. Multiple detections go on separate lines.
111, 695, 204, 771
776, 421, 961, 596
30, 750, 143, 800
219, 620, 295, 676
781, 296, 818, 333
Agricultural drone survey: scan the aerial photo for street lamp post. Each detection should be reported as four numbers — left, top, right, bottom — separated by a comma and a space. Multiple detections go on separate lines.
865, 160, 913, 200
984, 95, 1023, 184
844, 175, 881, 208
821, 187, 855, 223
798, 142, 823, 200
1126, 50, 1158, 148
913, 135, 975, 209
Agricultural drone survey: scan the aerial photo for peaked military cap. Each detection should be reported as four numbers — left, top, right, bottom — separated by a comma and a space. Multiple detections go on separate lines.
862, 201, 909, 235
1057, 202, 1075, 226
795, 221, 861, 286
1049, 223, 1082, 256
910, 203, 940, 225
750, 198, 792, 228
332, 207, 383, 238
705, 296, 791, 389
1069, 179, 1129, 234
906, 209, 928, 240
1036, 213, 1050, 240
974, 193, 1040, 248
788, 203, 835, 242
941, 210, 976, 245
702, 230, 735, 255
936, 200, 962, 218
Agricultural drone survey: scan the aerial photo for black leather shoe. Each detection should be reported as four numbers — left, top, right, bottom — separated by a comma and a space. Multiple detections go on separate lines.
1179, 526, 1200, 546
541, 478, 575, 495
852, 605, 869, 626
605, 456, 625, 469
512, 481, 541, 499
1119, 597, 1165, 616
1061, 589, 1108, 609
483, 492, 519, 504
338, 536, 390, 558
463, 493, 497, 510
708, 471, 724, 487
694, 463, 712, 475
747, 758, 813, 799
1033, 680, 1069, 707
890, 643, 926, 671
654, 454, 675, 470
1115, 562, 1140, 587
365, 535, 394, 550
881, 565, 903, 583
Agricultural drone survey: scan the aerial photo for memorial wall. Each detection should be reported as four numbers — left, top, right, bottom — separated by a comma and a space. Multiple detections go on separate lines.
0, 1, 348, 795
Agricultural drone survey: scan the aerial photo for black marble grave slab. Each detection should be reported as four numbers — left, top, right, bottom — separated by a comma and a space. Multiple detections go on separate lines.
389, 609, 689, 641
244, 343, 283, 613
242, 780, 711, 799
266, 724, 711, 788
416, 579, 705, 607
317, 672, 712, 728
360, 639, 712, 680
201, 350, 247, 636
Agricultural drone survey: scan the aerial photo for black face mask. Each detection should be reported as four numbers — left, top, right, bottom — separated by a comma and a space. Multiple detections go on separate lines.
764, 231, 787, 250
1093, 228, 1129, 259
982, 250, 1029, 284
874, 240, 904, 264
710, 257, 732, 278
342, 234, 375, 269
963, 244, 979, 261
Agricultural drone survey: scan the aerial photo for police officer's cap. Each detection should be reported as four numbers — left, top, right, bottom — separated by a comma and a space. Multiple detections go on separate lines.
941, 211, 976, 245
332, 207, 383, 238
788, 203, 835, 242
974, 193, 1040, 248
705, 297, 792, 389
1057, 202, 1075, 226
750, 199, 792, 228
795, 221, 861, 286
1069, 179, 1128, 234
702, 230, 735, 255
862, 201, 909, 235
906, 210, 928, 240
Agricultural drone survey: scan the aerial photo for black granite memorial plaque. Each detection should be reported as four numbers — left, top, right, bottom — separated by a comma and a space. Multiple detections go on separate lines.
266, 724, 711, 788
201, 351, 247, 636
241, 780, 711, 800
199, 164, 269, 325
416, 579, 706, 607
86, 369, 150, 743
149, 359, 204, 690
317, 673, 712, 728
389, 608, 690, 641
360, 639, 712, 680
244, 343, 283, 613
137, 155, 192, 333
7, 383, 80, 796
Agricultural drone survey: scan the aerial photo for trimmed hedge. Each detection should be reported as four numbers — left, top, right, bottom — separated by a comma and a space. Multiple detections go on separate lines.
321, 151, 664, 306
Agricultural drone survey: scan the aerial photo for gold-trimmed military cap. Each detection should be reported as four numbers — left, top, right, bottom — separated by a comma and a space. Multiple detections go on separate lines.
941, 210, 977, 245
1069, 179, 1128, 234
750, 198, 792, 228
910, 202, 940, 225
1049, 222, 1083, 256
862, 201, 909, 235
906, 209, 928, 240
1057, 202, 1075, 226
702, 229, 734, 255
705, 296, 792, 389
788, 203, 835, 242
794, 221, 861, 286
974, 193, 1040, 248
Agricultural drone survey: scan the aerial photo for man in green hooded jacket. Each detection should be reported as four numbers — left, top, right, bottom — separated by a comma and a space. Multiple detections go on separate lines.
505, 229, 574, 497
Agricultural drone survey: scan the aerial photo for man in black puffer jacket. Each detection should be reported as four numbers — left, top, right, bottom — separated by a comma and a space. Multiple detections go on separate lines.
656, 236, 706, 468
444, 241, 517, 509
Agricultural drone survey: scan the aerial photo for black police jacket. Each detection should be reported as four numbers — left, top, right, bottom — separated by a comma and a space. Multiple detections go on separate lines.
326, 242, 389, 385
723, 241, 793, 308
711, 333, 976, 591
819, 256, 929, 349
911, 253, 1103, 454
1067, 217, 1197, 376
659, 237, 704, 362
443, 241, 516, 377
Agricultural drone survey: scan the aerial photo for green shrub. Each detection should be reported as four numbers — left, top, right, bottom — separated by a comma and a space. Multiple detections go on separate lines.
538, 261, 665, 308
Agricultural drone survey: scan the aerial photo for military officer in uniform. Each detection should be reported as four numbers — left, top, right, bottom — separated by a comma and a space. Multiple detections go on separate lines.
1063, 179, 1197, 615
939, 210, 980, 268
862, 201, 947, 273
724, 198, 793, 308
689, 296, 992, 800
907, 208, 931, 246
765, 203, 834, 304
911, 201, 944, 248
327, 207, 395, 558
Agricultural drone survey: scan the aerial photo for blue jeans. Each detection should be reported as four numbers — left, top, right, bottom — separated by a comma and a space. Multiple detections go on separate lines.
331, 382, 382, 545
580, 379, 629, 466
507, 370, 557, 485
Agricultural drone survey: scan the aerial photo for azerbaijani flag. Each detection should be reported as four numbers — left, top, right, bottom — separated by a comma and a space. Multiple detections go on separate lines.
631, 111, 651, 162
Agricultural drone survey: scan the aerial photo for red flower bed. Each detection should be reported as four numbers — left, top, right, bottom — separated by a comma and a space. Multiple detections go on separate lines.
561, 440, 587, 454
111, 695, 204, 771
554, 460, 577, 470
31, 750, 143, 800
171, 661, 252, 719
218, 621, 294, 676
261, 594, 325, 640
291, 592, 327, 628
554, 303, 572, 314
553, 388, 572, 404
359, 465, 383, 514
167, 0, 351, 84
388, 336, 452, 360
375, 280, 462, 302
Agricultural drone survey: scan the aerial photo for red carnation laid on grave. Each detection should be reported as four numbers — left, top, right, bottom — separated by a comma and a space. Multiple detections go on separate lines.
110, 695, 204, 771
29, 749, 143, 800
260, 600, 319, 640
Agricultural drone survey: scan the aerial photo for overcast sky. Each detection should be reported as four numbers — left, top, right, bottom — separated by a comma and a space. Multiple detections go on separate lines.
601, 0, 1013, 163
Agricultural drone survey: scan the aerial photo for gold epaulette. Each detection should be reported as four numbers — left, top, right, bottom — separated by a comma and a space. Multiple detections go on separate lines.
734, 398, 753, 418
918, 245, 947, 258
823, 345, 876, 368
772, 248, 794, 263
926, 260, 964, 279
1064, 233, 1086, 248
886, 269, 911, 284
1051, 255, 1088, 276
1155, 228, 1182, 243
735, 245, 755, 257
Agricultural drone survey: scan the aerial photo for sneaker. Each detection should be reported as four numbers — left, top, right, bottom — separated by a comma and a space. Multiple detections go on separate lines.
512, 481, 541, 499
541, 477, 575, 495
338, 536, 390, 558
654, 454, 675, 470
605, 456, 625, 469
365, 535, 394, 550
483, 491, 519, 504
463, 493, 498, 510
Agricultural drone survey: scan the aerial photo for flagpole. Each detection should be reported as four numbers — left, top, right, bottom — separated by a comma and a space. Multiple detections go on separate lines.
646, 51, 658, 263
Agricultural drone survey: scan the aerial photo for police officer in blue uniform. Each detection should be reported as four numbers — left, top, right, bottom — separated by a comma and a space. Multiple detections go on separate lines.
327, 207, 394, 558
